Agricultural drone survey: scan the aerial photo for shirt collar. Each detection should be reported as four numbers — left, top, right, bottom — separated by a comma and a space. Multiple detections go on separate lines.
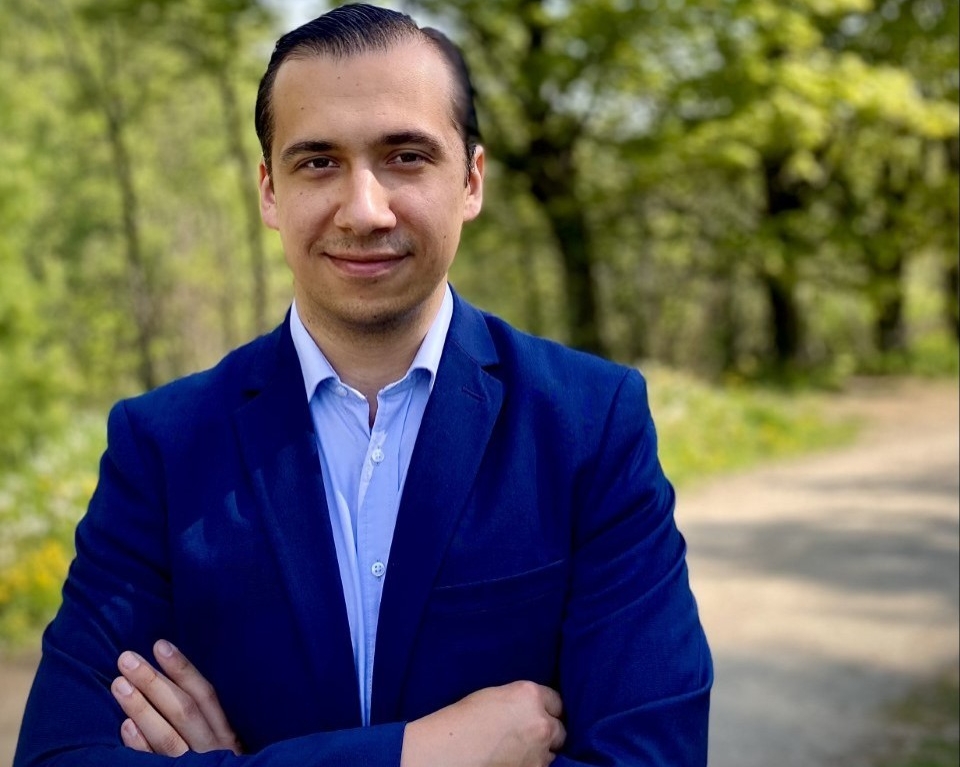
290, 284, 454, 401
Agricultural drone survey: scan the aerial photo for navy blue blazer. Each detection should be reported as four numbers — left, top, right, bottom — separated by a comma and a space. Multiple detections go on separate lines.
16, 294, 711, 766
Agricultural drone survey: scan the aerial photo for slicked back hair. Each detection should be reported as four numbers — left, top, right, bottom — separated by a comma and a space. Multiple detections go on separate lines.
254, 3, 481, 180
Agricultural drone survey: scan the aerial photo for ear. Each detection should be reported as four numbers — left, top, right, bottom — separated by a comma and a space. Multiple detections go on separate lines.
259, 160, 279, 231
463, 145, 484, 222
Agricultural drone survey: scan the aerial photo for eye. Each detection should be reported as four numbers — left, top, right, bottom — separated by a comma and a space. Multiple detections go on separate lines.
391, 151, 428, 166
301, 156, 337, 171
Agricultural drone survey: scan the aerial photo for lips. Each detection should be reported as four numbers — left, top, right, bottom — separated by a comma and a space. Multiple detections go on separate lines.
325, 252, 407, 277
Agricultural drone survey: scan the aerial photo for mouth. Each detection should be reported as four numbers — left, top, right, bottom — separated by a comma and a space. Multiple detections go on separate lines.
324, 252, 408, 277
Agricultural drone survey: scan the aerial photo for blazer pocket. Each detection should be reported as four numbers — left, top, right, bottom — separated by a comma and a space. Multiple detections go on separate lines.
429, 559, 568, 615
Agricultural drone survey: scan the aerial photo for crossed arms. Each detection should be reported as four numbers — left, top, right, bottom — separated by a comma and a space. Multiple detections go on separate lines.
112, 639, 565, 765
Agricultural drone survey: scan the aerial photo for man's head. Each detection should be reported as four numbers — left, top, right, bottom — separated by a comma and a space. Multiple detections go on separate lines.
255, 3, 485, 341
255, 3, 481, 180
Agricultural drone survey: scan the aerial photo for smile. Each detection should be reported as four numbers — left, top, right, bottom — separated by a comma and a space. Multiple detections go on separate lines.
324, 252, 407, 277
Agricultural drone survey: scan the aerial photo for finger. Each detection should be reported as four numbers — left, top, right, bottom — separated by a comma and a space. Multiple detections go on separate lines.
119, 718, 155, 753
539, 686, 563, 719
153, 640, 241, 753
550, 718, 567, 752
112, 675, 188, 757
117, 651, 219, 752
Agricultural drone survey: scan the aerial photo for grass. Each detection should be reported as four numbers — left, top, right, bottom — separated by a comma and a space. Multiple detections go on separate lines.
644, 364, 859, 488
874, 667, 960, 767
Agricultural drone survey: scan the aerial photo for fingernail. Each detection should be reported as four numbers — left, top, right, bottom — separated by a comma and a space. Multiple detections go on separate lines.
121, 719, 138, 737
115, 678, 134, 696
119, 652, 140, 671
156, 640, 175, 658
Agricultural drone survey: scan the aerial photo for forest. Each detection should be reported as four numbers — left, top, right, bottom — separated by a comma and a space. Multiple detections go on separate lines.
0, 0, 957, 639
1, 0, 957, 463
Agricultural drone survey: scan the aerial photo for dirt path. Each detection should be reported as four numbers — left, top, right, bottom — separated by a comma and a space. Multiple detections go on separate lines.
0, 650, 38, 766
682, 378, 959, 766
1, 378, 957, 765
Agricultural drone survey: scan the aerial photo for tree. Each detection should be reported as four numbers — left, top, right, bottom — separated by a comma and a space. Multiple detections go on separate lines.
404, 0, 676, 357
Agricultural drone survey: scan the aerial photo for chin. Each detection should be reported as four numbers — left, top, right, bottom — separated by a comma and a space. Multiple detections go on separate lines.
337, 300, 420, 335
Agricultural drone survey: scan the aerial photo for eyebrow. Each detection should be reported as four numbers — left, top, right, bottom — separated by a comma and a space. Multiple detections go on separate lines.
278, 132, 447, 167
279, 140, 337, 167
381, 131, 446, 157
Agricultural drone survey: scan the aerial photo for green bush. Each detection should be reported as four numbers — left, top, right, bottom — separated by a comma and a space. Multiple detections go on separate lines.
0, 414, 104, 648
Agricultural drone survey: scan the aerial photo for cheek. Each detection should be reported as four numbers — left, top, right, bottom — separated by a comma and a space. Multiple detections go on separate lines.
277, 192, 329, 242
396, 193, 463, 242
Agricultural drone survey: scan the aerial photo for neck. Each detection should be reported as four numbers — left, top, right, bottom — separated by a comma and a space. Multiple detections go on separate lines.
297, 291, 444, 407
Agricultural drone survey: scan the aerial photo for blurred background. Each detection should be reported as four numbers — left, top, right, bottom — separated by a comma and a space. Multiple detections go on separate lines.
0, 0, 957, 762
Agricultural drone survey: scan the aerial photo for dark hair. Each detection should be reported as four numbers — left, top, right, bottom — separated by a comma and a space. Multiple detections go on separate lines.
254, 3, 481, 179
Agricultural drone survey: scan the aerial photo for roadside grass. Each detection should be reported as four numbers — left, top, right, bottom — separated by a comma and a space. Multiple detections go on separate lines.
644, 364, 859, 488
874, 666, 960, 767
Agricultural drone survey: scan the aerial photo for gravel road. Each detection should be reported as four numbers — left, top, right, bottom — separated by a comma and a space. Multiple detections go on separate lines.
684, 378, 959, 767
1, 378, 957, 766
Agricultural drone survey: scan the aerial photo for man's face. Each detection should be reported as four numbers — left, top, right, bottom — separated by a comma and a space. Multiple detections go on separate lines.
259, 40, 484, 336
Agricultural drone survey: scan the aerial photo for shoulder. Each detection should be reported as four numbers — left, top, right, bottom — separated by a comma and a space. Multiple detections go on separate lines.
483, 311, 634, 388
472, 304, 644, 404
453, 300, 652, 432
111, 322, 286, 437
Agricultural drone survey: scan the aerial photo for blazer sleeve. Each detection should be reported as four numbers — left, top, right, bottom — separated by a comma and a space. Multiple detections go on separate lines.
556, 369, 712, 766
14, 401, 405, 767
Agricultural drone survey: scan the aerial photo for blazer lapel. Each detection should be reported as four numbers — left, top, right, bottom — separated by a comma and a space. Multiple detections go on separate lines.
371, 297, 503, 723
232, 320, 361, 726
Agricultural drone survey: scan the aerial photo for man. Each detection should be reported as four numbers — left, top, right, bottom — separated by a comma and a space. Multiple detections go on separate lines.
15, 4, 711, 765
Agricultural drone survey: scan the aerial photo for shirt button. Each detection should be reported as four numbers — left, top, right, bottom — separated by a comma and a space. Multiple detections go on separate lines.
334, 385, 347, 397
371, 448, 385, 464
371, 561, 386, 578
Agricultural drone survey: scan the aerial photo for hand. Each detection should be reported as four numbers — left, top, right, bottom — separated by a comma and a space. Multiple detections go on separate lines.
111, 639, 243, 756
401, 681, 566, 767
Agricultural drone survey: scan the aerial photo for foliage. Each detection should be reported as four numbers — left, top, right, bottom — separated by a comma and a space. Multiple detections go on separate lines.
0, 541, 73, 646
0, 415, 103, 649
408, 0, 959, 374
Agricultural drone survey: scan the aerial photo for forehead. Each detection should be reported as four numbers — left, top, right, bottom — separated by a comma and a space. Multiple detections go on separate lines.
270, 40, 459, 146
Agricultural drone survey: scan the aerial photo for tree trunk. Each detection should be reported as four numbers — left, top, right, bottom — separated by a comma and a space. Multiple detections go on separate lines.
533, 188, 603, 356
945, 136, 959, 343
946, 260, 960, 343
711, 275, 739, 375
103, 99, 159, 391
498, 0, 607, 358
762, 270, 801, 369
55, 17, 159, 390
517, 246, 544, 337
761, 157, 805, 371
215, 67, 269, 337
870, 249, 907, 354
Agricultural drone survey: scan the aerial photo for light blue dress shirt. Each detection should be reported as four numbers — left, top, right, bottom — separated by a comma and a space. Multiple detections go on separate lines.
289, 287, 453, 726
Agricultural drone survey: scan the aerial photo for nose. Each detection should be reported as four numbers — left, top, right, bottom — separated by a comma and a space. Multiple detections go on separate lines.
333, 168, 396, 235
